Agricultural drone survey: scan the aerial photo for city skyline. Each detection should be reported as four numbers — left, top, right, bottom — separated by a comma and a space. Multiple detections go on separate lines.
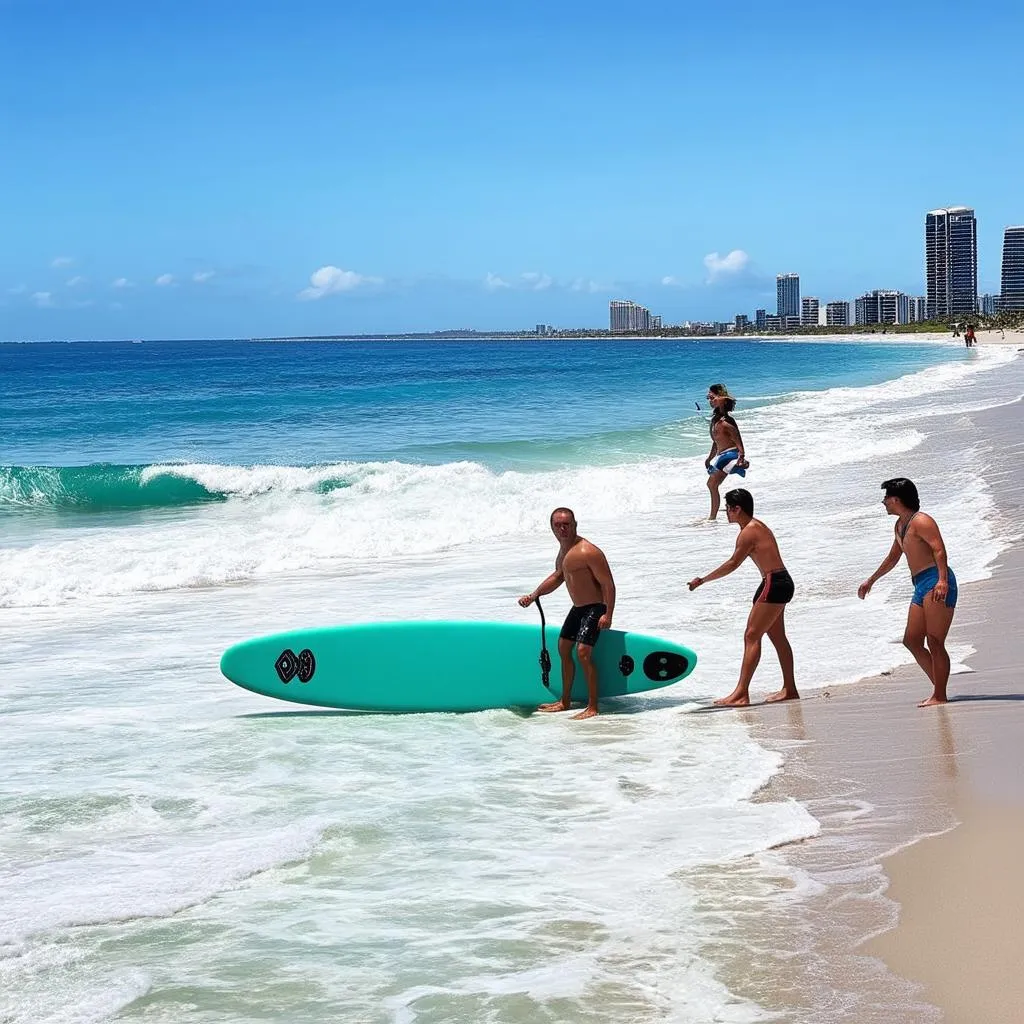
1, 0, 1022, 340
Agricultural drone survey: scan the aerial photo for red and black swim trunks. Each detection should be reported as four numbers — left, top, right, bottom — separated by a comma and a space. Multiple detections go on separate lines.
752, 569, 794, 606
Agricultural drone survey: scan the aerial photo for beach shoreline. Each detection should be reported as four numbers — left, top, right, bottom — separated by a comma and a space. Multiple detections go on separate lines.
710, 365, 1024, 1022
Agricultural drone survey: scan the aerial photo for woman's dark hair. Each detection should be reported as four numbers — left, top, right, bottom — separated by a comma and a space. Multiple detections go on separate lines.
724, 488, 754, 516
881, 478, 920, 511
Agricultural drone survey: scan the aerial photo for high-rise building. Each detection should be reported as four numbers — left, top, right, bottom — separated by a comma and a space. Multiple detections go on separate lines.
777, 273, 800, 318
908, 296, 927, 322
1000, 226, 1024, 312
855, 290, 911, 325
925, 207, 978, 319
826, 301, 851, 327
735, 314, 750, 331
755, 308, 767, 330
978, 294, 999, 316
801, 297, 819, 327
609, 300, 653, 332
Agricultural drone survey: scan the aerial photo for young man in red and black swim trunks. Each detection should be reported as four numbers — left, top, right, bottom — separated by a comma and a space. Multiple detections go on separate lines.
688, 488, 799, 706
518, 507, 616, 720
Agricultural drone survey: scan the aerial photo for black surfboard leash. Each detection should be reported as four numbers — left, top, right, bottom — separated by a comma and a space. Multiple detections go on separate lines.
535, 597, 552, 688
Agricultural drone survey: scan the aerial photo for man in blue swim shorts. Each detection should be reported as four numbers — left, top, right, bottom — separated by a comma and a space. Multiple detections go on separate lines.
858, 478, 958, 707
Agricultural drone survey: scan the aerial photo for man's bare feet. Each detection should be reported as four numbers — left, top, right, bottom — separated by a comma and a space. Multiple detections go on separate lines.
537, 701, 570, 713
764, 688, 800, 703
570, 707, 599, 720
713, 693, 750, 707
918, 695, 948, 708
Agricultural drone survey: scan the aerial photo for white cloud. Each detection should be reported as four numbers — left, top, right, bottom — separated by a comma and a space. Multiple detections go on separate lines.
521, 272, 553, 291
703, 249, 751, 283
661, 275, 682, 287
32, 291, 54, 308
7, 284, 28, 295
570, 278, 608, 294
193, 270, 216, 283
50, 256, 74, 268
112, 277, 134, 289
155, 273, 175, 286
483, 272, 511, 291
66, 275, 87, 287
298, 265, 381, 300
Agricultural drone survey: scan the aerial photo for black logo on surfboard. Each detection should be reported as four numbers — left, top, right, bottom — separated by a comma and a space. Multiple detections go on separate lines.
275, 648, 316, 684
643, 651, 689, 682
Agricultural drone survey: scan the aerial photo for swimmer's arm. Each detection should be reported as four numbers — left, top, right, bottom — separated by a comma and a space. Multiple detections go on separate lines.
690, 532, 753, 589
858, 539, 901, 598
730, 421, 745, 461
916, 517, 949, 584
518, 567, 564, 606
589, 550, 616, 623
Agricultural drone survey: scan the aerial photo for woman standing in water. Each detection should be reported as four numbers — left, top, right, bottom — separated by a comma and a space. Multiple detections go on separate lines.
704, 383, 749, 520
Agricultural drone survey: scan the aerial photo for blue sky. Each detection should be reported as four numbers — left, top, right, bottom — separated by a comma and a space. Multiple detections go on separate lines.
2, 0, 1022, 339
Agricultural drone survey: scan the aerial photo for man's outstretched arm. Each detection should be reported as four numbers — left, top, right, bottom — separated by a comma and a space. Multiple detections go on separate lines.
688, 533, 753, 591
858, 538, 902, 598
518, 569, 564, 607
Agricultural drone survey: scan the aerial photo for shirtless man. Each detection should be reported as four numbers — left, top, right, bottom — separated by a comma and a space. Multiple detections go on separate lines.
687, 488, 798, 706
704, 384, 749, 520
858, 477, 958, 707
518, 508, 616, 720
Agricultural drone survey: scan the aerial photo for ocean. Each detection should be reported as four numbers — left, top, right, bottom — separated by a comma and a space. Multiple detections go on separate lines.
0, 337, 1019, 1023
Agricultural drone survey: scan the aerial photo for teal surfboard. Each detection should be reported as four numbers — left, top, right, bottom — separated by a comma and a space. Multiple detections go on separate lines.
220, 621, 697, 713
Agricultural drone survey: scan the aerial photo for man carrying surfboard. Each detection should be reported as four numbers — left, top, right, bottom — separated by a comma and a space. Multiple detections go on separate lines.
687, 488, 799, 706
518, 508, 616, 720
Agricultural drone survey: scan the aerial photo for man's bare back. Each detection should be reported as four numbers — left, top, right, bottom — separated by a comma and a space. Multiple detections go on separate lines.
737, 518, 786, 577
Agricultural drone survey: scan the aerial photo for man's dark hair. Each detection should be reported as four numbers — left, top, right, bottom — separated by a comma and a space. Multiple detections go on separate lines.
724, 488, 753, 516
881, 478, 920, 511
550, 506, 576, 526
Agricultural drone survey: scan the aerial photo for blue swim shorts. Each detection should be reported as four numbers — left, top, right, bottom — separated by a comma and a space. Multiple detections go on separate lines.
707, 448, 746, 477
911, 565, 958, 608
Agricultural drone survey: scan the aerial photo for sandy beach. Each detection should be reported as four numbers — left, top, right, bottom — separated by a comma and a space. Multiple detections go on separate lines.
770, 328, 1024, 348
699, 359, 1024, 1022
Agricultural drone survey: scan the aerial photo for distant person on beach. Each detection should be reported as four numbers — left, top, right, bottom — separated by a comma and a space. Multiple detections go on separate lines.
964, 325, 976, 347
687, 488, 799, 706
858, 478, 958, 708
518, 508, 616, 720
704, 384, 749, 520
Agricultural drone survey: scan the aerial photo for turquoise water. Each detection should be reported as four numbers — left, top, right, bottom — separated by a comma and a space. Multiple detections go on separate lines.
1, 337, 1017, 1024
2, 338, 956, 505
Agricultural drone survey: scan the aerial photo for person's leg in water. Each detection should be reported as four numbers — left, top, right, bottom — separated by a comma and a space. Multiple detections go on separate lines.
920, 596, 955, 707
715, 602, 785, 705
707, 469, 728, 520
764, 607, 799, 702
538, 636, 576, 712
571, 641, 600, 720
